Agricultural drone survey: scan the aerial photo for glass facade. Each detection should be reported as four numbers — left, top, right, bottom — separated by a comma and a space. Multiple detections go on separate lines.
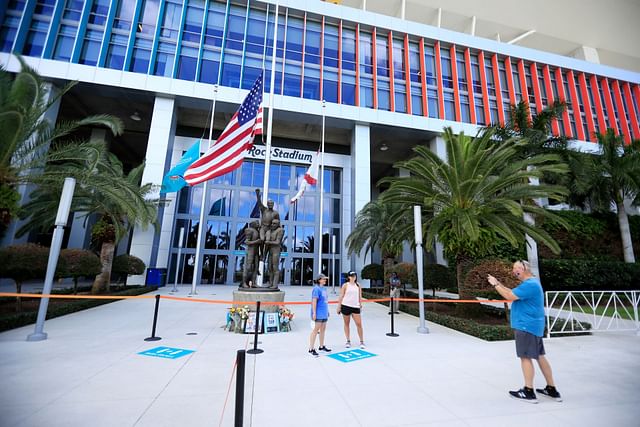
1, 0, 637, 143
168, 157, 342, 286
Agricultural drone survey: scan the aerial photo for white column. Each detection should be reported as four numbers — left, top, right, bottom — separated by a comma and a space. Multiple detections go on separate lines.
351, 123, 371, 286
128, 96, 177, 285
430, 136, 448, 267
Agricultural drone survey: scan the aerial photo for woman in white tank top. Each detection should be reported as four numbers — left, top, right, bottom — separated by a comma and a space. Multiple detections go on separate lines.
337, 271, 365, 349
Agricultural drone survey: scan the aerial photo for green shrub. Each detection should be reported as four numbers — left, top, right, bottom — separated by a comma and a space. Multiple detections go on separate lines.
0, 285, 157, 332
0, 244, 50, 310
58, 249, 101, 293
361, 263, 383, 281
425, 264, 456, 292
112, 254, 146, 283
540, 259, 640, 291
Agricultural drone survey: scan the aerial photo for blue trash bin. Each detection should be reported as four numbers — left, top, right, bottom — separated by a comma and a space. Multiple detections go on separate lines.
145, 268, 167, 287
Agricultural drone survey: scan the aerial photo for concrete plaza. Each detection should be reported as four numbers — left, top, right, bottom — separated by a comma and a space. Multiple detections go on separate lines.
0, 284, 638, 427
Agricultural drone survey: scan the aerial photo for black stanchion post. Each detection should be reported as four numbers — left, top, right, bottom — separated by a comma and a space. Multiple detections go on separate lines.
386, 297, 399, 337
247, 300, 264, 354
234, 349, 245, 427
144, 294, 162, 341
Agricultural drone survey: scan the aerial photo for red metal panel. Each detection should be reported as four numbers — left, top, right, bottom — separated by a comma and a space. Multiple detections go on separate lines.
600, 77, 618, 135
554, 68, 573, 137
504, 57, 517, 105
611, 80, 631, 143
435, 41, 445, 120
530, 63, 543, 113
355, 24, 360, 107
464, 48, 476, 124
319, 16, 324, 101
566, 70, 585, 141
338, 20, 342, 104
633, 84, 640, 131
589, 75, 607, 135
491, 54, 505, 125
578, 73, 596, 141
517, 59, 532, 123
622, 82, 640, 139
542, 65, 560, 136
388, 31, 395, 112
477, 50, 491, 125
419, 38, 428, 117
404, 34, 412, 115
372, 27, 378, 109
450, 46, 461, 122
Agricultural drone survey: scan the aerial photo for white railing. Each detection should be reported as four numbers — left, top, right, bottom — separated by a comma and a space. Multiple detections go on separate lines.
545, 291, 640, 338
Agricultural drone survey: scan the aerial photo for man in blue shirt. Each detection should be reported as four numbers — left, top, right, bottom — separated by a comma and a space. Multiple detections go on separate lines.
488, 260, 562, 404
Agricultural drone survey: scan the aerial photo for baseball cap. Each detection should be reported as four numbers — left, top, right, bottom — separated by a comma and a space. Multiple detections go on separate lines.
316, 273, 328, 281
347, 271, 357, 276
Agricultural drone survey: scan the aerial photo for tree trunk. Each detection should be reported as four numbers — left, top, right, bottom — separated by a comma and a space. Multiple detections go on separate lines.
91, 242, 115, 294
616, 197, 636, 263
73, 277, 78, 294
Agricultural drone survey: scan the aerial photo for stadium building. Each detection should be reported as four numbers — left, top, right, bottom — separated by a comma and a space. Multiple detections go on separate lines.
1, 0, 639, 287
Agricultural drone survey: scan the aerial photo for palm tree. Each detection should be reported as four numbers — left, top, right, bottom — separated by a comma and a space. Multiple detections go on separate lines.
569, 130, 640, 262
346, 198, 407, 284
486, 101, 570, 274
17, 144, 159, 293
0, 55, 122, 236
380, 127, 569, 299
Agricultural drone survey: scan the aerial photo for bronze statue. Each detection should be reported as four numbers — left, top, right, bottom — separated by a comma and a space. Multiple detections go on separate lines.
241, 220, 261, 288
264, 218, 284, 288
255, 188, 280, 243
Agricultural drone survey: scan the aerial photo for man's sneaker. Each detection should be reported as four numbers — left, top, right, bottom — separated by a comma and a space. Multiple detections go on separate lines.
509, 388, 538, 404
536, 385, 562, 402
318, 345, 332, 352
359, 342, 366, 349
345, 341, 351, 348
308, 349, 319, 357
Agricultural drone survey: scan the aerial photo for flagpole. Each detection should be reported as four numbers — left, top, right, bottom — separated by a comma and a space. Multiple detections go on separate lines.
262, 2, 279, 201
257, 3, 279, 288
191, 85, 218, 295
317, 100, 326, 277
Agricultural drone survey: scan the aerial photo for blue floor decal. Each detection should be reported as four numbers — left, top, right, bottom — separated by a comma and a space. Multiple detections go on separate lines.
327, 349, 377, 363
139, 346, 195, 359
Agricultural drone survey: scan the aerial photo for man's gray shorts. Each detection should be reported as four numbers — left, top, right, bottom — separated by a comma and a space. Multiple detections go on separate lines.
514, 330, 546, 359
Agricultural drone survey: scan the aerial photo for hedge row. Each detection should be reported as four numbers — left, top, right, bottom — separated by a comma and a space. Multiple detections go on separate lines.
0, 286, 158, 333
540, 259, 640, 291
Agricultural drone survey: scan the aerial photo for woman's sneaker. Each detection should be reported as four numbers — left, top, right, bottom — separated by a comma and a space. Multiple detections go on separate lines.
359, 342, 366, 349
345, 341, 351, 348
536, 385, 562, 402
318, 345, 332, 352
308, 349, 319, 357
509, 387, 538, 403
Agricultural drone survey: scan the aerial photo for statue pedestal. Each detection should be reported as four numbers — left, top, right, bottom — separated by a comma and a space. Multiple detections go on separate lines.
233, 288, 285, 313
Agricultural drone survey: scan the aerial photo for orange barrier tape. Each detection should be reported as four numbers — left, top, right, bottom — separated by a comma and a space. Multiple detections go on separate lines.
0, 292, 509, 305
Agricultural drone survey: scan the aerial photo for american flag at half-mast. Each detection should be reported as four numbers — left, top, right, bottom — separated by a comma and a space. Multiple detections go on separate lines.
184, 71, 264, 185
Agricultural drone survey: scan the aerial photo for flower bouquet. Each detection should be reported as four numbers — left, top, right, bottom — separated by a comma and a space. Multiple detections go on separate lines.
226, 305, 250, 333
278, 306, 294, 332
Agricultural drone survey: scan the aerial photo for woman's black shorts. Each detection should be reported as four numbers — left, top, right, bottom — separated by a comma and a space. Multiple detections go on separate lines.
340, 305, 361, 316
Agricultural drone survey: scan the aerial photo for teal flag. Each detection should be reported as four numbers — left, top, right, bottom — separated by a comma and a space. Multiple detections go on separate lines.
160, 140, 201, 194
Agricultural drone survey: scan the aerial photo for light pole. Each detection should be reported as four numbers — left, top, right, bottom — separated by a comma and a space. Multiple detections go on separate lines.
171, 227, 184, 292
27, 178, 76, 342
414, 205, 429, 334
331, 234, 336, 294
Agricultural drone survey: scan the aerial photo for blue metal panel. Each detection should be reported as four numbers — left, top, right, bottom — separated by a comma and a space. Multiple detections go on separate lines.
97, 0, 118, 67
148, 0, 167, 76
123, 0, 144, 71
13, 0, 38, 53
194, 0, 209, 82
71, 0, 94, 63
41, 0, 65, 59
238, 0, 251, 85
170, 0, 188, 78
0, 0, 10, 29
216, 0, 231, 84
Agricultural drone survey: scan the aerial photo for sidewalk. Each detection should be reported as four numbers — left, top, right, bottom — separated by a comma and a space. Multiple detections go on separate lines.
0, 284, 639, 426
